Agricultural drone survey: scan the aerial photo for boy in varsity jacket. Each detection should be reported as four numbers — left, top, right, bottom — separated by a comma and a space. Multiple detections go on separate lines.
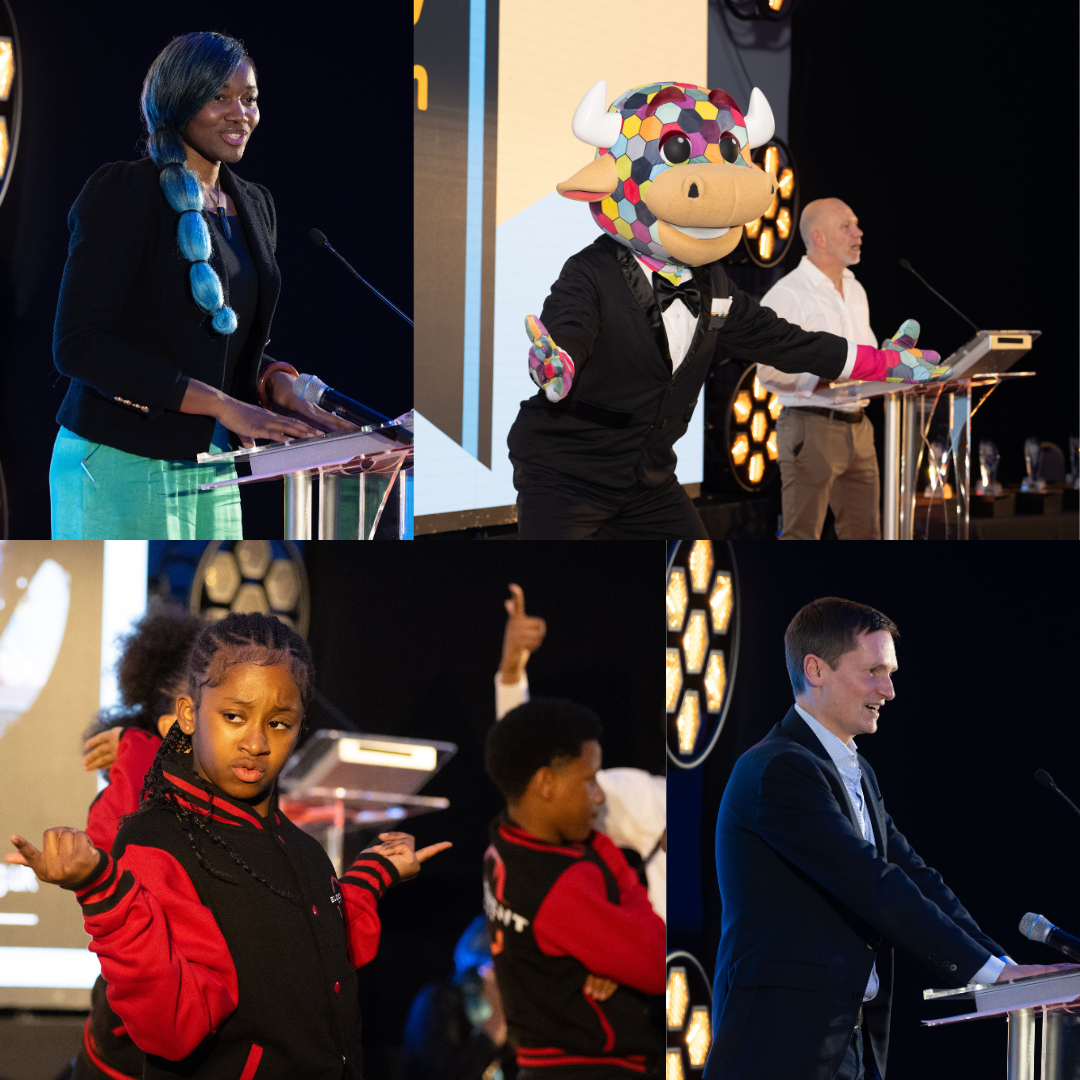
483, 699, 665, 1078
8, 613, 451, 1080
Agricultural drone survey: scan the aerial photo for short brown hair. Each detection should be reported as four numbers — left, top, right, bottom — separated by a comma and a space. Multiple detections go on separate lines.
784, 598, 899, 694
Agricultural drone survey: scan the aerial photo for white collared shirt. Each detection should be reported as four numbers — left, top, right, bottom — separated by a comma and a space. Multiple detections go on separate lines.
633, 256, 697, 373
757, 255, 877, 412
794, 702, 1010, 991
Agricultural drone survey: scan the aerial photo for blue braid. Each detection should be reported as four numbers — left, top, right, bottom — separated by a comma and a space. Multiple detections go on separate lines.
141, 33, 249, 336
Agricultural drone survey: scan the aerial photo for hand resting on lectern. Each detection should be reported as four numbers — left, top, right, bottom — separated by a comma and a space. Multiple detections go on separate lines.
994, 962, 1080, 983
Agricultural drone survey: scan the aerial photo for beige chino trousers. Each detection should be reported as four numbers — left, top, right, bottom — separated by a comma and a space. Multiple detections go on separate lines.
776, 408, 880, 540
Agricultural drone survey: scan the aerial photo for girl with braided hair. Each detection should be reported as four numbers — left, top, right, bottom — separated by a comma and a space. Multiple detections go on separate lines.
8, 613, 452, 1080
49, 32, 354, 540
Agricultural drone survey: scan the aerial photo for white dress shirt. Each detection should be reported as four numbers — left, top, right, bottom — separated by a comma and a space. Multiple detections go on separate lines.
633, 256, 697, 373
794, 703, 1010, 992
758, 256, 877, 412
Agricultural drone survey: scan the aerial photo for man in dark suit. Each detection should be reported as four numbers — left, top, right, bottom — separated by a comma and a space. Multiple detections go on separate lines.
704, 597, 1073, 1079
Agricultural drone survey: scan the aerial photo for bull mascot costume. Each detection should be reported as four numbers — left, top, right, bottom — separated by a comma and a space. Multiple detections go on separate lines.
507, 80, 949, 539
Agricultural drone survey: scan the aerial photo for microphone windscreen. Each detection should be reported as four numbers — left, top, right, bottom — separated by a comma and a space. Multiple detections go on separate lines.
308, 228, 328, 248
1019, 912, 1052, 943
899, 258, 912, 271
293, 373, 327, 405
1035, 769, 1054, 789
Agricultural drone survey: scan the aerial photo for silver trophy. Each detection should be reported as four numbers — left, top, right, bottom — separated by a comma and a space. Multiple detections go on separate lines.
975, 440, 1002, 495
1021, 437, 1045, 492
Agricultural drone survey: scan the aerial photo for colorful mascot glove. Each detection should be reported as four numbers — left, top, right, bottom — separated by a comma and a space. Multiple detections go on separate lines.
525, 80, 949, 397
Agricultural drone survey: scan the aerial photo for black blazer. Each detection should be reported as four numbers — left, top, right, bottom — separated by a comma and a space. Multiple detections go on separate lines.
53, 157, 282, 461
705, 708, 1006, 1080
507, 234, 849, 491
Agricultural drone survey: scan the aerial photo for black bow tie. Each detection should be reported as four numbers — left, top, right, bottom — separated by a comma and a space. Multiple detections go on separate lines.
651, 272, 701, 318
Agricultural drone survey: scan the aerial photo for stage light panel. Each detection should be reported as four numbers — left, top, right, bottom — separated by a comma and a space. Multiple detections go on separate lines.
676, 691, 701, 754
768, 394, 782, 420
748, 452, 765, 484
750, 410, 767, 443
667, 967, 689, 1028
709, 572, 733, 634
763, 146, 779, 177
778, 168, 793, 198
0, 39, 12, 101
733, 392, 752, 424
230, 583, 270, 615
204, 550, 241, 605
682, 611, 707, 674
766, 430, 778, 461
264, 559, 301, 611
744, 216, 761, 239
688, 540, 712, 592
686, 1006, 712, 1068
0, 118, 7, 180
730, 434, 749, 466
667, 1051, 685, 1080
666, 648, 683, 713
777, 208, 791, 239
667, 568, 688, 631
235, 539, 272, 580
758, 228, 774, 262
703, 650, 726, 712
752, 374, 767, 401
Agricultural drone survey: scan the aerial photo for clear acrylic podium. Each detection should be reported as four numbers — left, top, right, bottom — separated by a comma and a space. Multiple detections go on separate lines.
820, 332, 1039, 540
923, 970, 1080, 1079
197, 412, 414, 539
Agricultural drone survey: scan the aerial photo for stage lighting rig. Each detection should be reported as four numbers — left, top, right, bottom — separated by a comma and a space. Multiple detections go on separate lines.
189, 540, 310, 636
740, 138, 798, 268
718, 365, 782, 492
667, 951, 714, 1074
0, 0, 20, 210
666, 542, 740, 769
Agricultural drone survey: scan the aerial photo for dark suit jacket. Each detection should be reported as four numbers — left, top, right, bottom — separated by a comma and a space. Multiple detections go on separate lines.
704, 708, 1006, 1080
53, 157, 282, 461
507, 234, 849, 491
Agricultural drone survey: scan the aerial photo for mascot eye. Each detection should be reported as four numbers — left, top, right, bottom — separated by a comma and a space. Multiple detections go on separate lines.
659, 134, 692, 166
718, 135, 741, 164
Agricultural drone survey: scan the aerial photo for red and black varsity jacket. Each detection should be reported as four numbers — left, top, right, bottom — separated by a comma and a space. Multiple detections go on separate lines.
483, 813, 665, 1077
69, 750, 400, 1080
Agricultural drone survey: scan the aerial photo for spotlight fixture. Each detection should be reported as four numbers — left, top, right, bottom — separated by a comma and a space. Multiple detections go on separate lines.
740, 138, 799, 268
667, 952, 714, 1073
666, 542, 739, 768
718, 365, 781, 492
0, 0, 21, 210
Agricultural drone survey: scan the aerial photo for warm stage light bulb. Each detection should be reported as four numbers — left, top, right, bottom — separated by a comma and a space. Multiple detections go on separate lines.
667, 568, 688, 631
730, 434, 749, 466
759, 229, 774, 262
751, 410, 767, 443
744, 217, 761, 239
768, 394, 782, 420
766, 429, 778, 461
686, 1007, 712, 1067
748, 453, 765, 484
667, 967, 689, 1028
733, 392, 752, 424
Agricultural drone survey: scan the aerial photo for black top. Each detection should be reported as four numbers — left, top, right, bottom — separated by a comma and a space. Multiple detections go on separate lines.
205, 207, 259, 400
53, 157, 284, 461
507, 234, 849, 491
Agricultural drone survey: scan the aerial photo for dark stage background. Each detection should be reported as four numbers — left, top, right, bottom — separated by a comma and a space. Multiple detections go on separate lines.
294, 544, 662, 1078
787, 0, 1079, 490
668, 544, 1080, 1077
0, 1, 412, 539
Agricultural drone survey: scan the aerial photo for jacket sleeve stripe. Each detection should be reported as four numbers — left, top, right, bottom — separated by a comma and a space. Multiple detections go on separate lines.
80, 871, 135, 917
73, 851, 114, 899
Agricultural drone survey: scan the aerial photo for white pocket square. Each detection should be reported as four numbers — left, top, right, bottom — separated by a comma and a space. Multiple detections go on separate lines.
711, 297, 733, 317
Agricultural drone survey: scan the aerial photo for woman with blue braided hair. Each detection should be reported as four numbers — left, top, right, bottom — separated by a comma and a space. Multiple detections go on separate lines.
48, 32, 353, 539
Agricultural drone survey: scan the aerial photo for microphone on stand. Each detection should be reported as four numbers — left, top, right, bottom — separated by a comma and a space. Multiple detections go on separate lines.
308, 229, 414, 328
1034, 769, 1080, 819
898, 259, 980, 333
293, 374, 413, 446
1019, 913, 1080, 962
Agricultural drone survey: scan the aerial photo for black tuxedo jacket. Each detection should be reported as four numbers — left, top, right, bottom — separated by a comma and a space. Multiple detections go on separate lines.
54, 157, 282, 461
704, 708, 1006, 1080
507, 234, 849, 491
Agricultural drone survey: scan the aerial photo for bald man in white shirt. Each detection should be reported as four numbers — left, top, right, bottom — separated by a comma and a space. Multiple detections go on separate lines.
757, 199, 880, 540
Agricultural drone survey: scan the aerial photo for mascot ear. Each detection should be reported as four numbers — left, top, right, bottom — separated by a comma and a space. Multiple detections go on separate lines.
556, 154, 620, 201
744, 87, 775, 150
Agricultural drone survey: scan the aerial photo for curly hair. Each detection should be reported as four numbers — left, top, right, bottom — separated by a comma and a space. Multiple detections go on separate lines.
135, 612, 316, 901
83, 599, 203, 745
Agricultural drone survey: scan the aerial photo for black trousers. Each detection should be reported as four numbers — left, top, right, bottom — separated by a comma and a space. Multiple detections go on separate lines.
514, 464, 708, 540
833, 1022, 882, 1080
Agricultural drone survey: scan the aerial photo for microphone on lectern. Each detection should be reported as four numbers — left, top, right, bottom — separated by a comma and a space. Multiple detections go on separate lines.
1019, 913, 1080, 962
1034, 769, 1080, 820
308, 229, 414, 328
292, 374, 412, 447
898, 258, 980, 333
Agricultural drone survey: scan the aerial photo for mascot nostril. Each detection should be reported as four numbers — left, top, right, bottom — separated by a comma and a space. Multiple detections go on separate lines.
508, 80, 953, 541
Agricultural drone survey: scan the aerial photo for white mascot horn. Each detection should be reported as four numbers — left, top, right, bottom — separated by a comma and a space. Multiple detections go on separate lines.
744, 87, 775, 149
571, 80, 622, 149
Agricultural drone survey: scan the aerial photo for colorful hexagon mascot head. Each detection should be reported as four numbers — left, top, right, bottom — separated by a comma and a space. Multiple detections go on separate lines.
557, 80, 778, 275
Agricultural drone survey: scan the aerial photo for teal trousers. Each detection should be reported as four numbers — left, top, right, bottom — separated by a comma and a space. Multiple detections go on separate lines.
50, 425, 243, 540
